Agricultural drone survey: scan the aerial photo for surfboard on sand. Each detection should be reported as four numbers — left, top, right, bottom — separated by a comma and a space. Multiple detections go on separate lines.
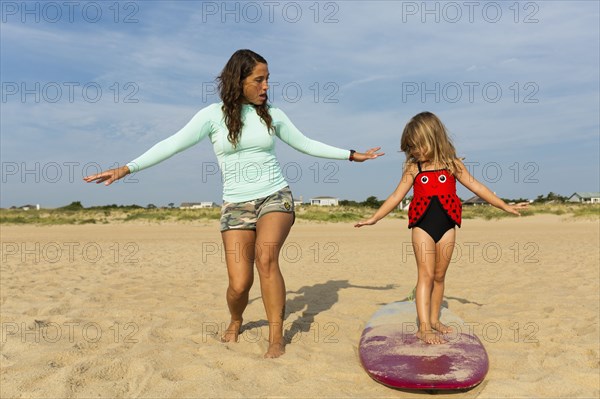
358, 301, 489, 391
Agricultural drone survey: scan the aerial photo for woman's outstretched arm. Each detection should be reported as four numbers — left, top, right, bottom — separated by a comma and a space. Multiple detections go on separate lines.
271, 108, 384, 162
84, 106, 215, 185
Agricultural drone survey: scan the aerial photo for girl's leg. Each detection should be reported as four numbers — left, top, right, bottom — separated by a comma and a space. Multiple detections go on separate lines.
221, 229, 256, 343
412, 227, 445, 344
430, 228, 456, 334
255, 212, 294, 358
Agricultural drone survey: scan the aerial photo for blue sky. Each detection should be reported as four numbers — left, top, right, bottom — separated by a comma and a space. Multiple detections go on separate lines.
1, 0, 599, 208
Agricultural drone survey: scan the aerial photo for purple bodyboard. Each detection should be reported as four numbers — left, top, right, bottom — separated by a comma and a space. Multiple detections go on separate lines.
359, 301, 489, 391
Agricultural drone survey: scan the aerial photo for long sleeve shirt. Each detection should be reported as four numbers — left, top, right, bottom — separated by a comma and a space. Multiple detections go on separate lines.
126, 103, 350, 202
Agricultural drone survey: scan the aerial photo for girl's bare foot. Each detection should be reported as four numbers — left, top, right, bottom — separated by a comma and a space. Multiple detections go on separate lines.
416, 330, 446, 344
264, 338, 285, 358
220, 319, 243, 343
431, 321, 454, 334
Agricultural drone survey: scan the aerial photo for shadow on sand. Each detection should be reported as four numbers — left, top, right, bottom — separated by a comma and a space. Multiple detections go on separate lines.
244, 279, 396, 343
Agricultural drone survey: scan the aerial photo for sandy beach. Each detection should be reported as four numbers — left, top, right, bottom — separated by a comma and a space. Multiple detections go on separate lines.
1, 214, 598, 398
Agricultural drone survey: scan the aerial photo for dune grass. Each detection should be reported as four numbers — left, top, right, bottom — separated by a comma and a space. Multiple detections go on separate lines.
0, 207, 221, 225
462, 203, 599, 220
1, 203, 597, 225
295, 206, 405, 223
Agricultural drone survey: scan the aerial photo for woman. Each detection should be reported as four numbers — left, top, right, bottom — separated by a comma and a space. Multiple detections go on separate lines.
84, 49, 383, 358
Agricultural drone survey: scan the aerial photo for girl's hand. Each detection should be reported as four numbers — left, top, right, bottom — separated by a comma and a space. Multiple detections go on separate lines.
352, 147, 385, 162
504, 202, 529, 216
83, 166, 130, 186
354, 217, 378, 227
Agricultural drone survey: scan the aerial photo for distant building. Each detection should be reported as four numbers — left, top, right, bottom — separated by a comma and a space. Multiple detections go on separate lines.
294, 195, 304, 207
180, 202, 217, 209
462, 195, 487, 206
18, 204, 40, 211
310, 196, 339, 206
568, 192, 600, 204
399, 199, 411, 211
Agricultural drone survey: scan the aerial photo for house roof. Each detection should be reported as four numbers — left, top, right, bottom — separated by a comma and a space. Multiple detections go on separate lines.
310, 196, 338, 200
462, 195, 486, 204
570, 192, 600, 199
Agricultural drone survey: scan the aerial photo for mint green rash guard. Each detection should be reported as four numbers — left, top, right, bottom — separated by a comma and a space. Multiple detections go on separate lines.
126, 103, 351, 203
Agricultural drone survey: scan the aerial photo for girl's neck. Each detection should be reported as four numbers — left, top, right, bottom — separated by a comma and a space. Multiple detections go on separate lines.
418, 160, 445, 170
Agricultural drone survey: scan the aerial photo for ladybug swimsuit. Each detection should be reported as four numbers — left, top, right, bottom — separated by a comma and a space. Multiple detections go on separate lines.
408, 162, 462, 242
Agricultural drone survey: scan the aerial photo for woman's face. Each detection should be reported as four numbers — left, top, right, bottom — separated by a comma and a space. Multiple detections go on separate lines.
242, 62, 269, 105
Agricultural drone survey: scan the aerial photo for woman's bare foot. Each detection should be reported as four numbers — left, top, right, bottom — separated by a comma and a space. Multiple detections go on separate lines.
220, 319, 243, 343
431, 321, 454, 334
264, 338, 285, 358
416, 330, 446, 344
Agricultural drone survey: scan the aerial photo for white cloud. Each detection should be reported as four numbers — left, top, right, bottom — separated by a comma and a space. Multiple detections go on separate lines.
1, 1, 598, 206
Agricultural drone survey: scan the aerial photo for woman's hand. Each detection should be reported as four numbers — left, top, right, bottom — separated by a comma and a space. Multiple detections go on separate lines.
352, 147, 384, 162
83, 165, 130, 186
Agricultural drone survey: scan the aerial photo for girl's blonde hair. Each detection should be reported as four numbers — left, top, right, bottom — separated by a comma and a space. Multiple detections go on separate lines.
400, 112, 460, 176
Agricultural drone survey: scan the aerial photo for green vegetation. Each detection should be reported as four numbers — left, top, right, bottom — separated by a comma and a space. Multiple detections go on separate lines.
0, 201, 221, 225
528, 202, 599, 218
461, 204, 534, 220
295, 205, 405, 223
531, 192, 569, 203
340, 196, 384, 208
2, 201, 597, 226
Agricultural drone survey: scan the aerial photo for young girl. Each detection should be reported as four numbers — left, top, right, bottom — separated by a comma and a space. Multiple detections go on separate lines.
355, 112, 527, 344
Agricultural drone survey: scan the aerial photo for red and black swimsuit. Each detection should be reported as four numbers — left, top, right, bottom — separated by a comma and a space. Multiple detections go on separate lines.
408, 162, 462, 242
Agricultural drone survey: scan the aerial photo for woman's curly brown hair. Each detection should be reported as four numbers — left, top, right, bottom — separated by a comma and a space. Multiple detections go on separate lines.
217, 49, 273, 147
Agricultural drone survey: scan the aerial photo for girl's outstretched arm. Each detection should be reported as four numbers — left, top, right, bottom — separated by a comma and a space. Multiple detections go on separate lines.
455, 159, 528, 215
355, 163, 417, 227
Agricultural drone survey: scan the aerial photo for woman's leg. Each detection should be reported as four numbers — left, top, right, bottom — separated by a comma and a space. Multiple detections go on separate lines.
430, 228, 456, 334
255, 212, 294, 358
412, 227, 445, 344
221, 229, 256, 343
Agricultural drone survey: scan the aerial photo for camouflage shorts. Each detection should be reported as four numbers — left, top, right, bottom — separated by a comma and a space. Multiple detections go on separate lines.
220, 186, 295, 232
